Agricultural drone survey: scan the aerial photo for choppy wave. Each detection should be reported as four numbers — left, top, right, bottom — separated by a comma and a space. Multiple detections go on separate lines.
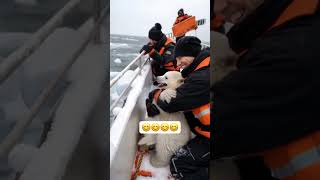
110, 43, 130, 49
122, 37, 139, 42
115, 53, 139, 58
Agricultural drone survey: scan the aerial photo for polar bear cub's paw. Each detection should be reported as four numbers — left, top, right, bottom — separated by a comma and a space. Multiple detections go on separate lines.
159, 89, 177, 103
138, 135, 156, 146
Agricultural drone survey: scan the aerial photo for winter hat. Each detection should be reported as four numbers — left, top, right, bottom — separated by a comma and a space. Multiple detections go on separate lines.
148, 23, 164, 41
174, 36, 202, 59
178, 8, 184, 16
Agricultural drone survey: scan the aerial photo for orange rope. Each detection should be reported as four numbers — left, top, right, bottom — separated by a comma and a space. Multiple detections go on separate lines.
130, 147, 153, 180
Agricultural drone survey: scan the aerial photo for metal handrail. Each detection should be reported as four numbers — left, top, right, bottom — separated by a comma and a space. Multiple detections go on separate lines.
110, 51, 145, 87
202, 43, 210, 47
0, 0, 83, 85
0, 5, 109, 157
110, 58, 148, 112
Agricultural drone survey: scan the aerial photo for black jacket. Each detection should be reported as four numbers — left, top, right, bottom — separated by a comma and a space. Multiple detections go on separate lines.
150, 36, 176, 66
213, 0, 320, 158
157, 49, 210, 135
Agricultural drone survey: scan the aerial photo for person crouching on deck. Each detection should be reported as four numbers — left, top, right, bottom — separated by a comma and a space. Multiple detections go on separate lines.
140, 23, 179, 77
146, 36, 210, 180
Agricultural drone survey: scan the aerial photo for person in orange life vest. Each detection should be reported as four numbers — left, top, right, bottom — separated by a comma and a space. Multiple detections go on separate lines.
146, 36, 210, 180
174, 9, 193, 42
140, 23, 179, 77
213, 0, 320, 180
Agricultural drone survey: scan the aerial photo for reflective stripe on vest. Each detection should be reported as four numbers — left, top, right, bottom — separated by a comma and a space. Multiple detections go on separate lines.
191, 56, 210, 139
192, 104, 210, 126
262, 1, 320, 179
159, 38, 180, 71
270, 147, 320, 179
263, 132, 320, 180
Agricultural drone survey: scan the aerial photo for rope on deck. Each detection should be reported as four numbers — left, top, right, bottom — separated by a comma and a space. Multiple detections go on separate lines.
130, 145, 174, 180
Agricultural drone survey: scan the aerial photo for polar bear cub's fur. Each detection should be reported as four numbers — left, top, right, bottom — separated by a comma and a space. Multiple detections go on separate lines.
138, 71, 191, 167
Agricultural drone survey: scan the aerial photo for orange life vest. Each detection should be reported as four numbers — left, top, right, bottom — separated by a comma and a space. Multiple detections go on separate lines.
261, 0, 320, 179
158, 38, 180, 71
172, 16, 197, 38
191, 56, 210, 139
174, 15, 191, 25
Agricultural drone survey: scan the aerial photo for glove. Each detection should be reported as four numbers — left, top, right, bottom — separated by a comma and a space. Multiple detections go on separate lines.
146, 98, 160, 117
148, 89, 160, 101
140, 44, 154, 55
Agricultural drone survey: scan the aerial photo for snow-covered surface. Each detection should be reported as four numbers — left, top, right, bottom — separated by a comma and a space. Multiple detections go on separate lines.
18, 24, 106, 179
8, 144, 39, 172
110, 64, 151, 164
110, 72, 119, 79
136, 153, 174, 180
112, 107, 122, 116
110, 70, 136, 114
114, 70, 135, 95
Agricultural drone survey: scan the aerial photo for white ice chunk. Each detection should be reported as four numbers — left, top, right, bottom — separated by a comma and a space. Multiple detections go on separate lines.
114, 58, 122, 64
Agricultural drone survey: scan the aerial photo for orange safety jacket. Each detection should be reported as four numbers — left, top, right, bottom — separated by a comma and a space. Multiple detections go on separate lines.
157, 38, 180, 71
260, 0, 320, 179
191, 57, 210, 139
174, 15, 191, 25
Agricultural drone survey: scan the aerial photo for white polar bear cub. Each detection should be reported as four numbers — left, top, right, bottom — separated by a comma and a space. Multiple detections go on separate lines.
138, 71, 191, 167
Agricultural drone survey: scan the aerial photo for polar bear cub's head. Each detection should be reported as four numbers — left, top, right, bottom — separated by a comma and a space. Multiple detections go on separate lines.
156, 71, 184, 90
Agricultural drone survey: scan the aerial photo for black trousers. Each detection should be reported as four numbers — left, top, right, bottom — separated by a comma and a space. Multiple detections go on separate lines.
235, 156, 280, 180
170, 136, 210, 180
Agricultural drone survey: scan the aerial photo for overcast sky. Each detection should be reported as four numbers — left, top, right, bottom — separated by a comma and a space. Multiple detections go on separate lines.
110, 0, 210, 42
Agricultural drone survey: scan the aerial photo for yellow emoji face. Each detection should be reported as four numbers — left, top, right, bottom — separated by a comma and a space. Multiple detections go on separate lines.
151, 123, 160, 132
170, 123, 179, 132
142, 123, 150, 132
161, 123, 169, 131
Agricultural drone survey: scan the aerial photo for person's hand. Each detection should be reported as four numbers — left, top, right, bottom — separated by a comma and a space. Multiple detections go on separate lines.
148, 89, 159, 101
146, 98, 160, 117
140, 44, 154, 55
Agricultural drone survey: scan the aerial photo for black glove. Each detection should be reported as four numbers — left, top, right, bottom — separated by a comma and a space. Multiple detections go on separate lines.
146, 98, 160, 117
140, 44, 154, 55
148, 89, 158, 101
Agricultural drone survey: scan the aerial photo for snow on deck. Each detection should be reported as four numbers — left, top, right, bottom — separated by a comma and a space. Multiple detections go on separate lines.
136, 153, 174, 180
110, 64, 151, 164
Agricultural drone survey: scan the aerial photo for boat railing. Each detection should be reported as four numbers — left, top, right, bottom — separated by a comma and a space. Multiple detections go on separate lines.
0, 0, 107, 163
202, 43, 210, 48
110, 52, 149, 112
110, 41, 210, 113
